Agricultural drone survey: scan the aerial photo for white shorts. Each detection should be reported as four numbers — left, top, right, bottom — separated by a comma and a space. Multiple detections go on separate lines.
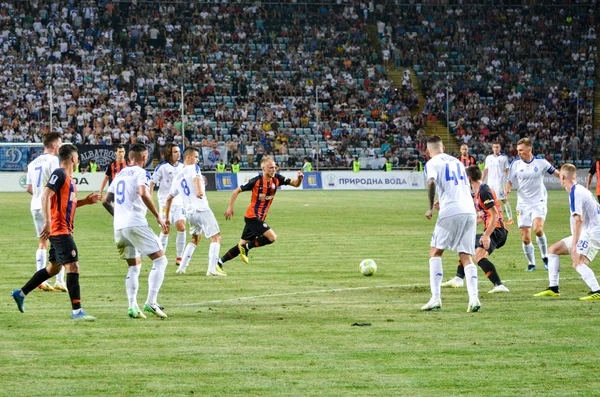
115, 226, 163, 260
188, 210, 220, 238
31, 209, 45, 237
431, 213, 477, 255
561, 232, 600, 262
161, 204, 186, 225
516, 203, 547, 228
489, 182, 506, 201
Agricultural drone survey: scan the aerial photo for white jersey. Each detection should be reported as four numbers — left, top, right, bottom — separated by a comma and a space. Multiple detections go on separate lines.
26, 153, 59, 210
169, 164, 210, 213
569, 184, 600, 238
508, 157, 556, 206
152, 161, 184, 206
425, 153, 476, 219
108, 165, 151, 231
484, 154, 509, 186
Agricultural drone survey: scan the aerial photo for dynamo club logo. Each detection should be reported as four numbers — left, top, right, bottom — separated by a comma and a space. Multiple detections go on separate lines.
208, 149, 221, 163
5, 148, 23, 164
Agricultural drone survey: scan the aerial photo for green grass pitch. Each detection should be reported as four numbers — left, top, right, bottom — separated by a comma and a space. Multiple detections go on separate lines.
1, 189, 600, 396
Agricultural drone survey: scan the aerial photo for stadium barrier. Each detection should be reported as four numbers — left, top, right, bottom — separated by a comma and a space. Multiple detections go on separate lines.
0, 172, 106, 192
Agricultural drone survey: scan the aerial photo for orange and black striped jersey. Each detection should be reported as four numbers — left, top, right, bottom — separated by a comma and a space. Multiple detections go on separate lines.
242, 173, 291, 220
476, 184, 505, 230
459, 155, 477, 167
46, 168, 77, 236
105, 160, 127, 184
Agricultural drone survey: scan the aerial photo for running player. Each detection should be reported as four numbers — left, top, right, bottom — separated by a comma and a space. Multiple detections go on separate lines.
217, 156, 303, 268
12, 144, 100, 320
103, 144, 169, 319
149, 143, 186, 265
534, 164, 600, 299
422, 136, 480, 312
506, 138, 560, 271
25, 132, 66, 291
164, 147, 225, 276
99, 144, 127, 197
483, 142, 513, 224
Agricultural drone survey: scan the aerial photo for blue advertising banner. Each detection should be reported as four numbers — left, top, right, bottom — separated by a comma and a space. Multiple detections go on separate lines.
302, 172, 322, 189
0, 147, 29, 171
216, 172, 238, 191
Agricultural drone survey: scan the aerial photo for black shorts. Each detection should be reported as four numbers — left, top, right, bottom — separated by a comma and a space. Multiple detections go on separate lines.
241, 217, 271, 241
49, 234, 79, 265
476, 228, 508, 255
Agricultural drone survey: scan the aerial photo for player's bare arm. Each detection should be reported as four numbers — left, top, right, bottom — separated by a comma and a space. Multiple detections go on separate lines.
40, 187, 55, 240
482, 168, 488, 183
26, 184, 33, 195
289, 171, 304, 187
99, 175, 109, 198
587, 173, 593, 190
505, 181, 512, 196
140, 184, 168, 233
102, 192, 115, 216
164, 194, 174, 227
77, 192, 101, 207
480, 206, 499, 251
571, 214, 584, 265
193, 177, 203, 199
425, 177, 436, 220
225, 187, 242, 220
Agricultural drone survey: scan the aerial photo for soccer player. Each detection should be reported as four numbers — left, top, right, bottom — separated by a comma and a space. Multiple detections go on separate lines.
441, 166, 510, 294
534, 163, 600, 300
506, 138, 560, 271
102, 144, 170, 319
217, 156, 303, 268
25, 132, 66, 291
586, 157, 600, 202
99, 144, 127, 197
458, 144, 476, 167
149, 143, 186, 265
164, 147, 225, 276
422, 136, 481, 312
482, 142, 513, 224
12, 144, 100, 320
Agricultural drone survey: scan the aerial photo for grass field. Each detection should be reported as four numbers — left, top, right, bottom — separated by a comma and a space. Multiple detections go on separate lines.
2, 189, 600, 396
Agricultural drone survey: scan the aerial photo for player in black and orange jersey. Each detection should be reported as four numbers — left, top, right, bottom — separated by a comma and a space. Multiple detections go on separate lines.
586, 157, 600, 202
217, 156, 303, 268
100, 144, 127, 197
458, 144, 477, 168
11, 144, 101, 320
441, 165, 509, 293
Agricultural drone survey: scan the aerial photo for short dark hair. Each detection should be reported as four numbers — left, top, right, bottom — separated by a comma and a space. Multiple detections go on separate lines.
58, 144, 78, 162
115, 144, 125, 151
183, 147, 199, 158
129, 143, 148, 162
427, 135, 442, 145
466, 165, 482, 181
42, 132, 62, 148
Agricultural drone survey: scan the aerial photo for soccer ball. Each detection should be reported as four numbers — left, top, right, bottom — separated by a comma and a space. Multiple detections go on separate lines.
360, 259, 377, 276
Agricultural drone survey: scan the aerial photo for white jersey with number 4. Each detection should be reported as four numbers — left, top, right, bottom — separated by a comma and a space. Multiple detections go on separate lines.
152, 161, 184, 207
508, 157, 556, 207
169, 164, 210, 213
26, 153, 60, 210
425, 153, 476, 219
484, 154, 509, 186
108, 165, 152, 230
570, 184, 600, 238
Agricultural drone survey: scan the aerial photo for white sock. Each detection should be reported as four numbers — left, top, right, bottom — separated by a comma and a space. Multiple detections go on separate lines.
36, 249, 46, 271
55, 267, 65, 284
503, 203, 513, 221
208, 242, 221, 272
536, 234, 548, 259
159, 232, 169, 251
523, 242, 535, 266
429, 257, 443, 299
464, 263, 479, 300
180, 243, 196, 270
576, 264, 600, 292
176, 231, 186, 259
126, 265, 141, 309
147, 256, 168, 305
548, 254, 560, 287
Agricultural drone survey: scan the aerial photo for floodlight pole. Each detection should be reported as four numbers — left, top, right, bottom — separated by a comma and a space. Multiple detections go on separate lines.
315, 85, 319, 171
446, 86, 450, 149
49, 85, 53, 133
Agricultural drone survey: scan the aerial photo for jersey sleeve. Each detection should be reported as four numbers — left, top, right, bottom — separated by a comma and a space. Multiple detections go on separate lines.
508, 160, 517, 184
502, 156, 509, 170
105, 164, 112, 177
543, 159, 556, 175
169, 181, 180, 197
138, 169, 150, 188
26, 166, 33, 184
589, 161, 597, 176
570, 186, 583, 217
107, 178, 116, 194
240, 176, 260, 192
484, 156, 490, 170
424, 161, 438, 180
275, 173, 292, 186
46, 168, 66, 193
479, 185, 496, 209
151, 164, 163, 185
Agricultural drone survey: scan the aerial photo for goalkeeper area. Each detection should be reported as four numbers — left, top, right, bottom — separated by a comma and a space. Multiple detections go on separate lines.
1, 189, 599, 396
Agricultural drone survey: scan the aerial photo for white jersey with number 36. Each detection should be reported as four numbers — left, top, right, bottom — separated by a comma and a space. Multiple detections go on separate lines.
26, 153, 59, 210
108, 165, 151, 230
425, 153, 476, 220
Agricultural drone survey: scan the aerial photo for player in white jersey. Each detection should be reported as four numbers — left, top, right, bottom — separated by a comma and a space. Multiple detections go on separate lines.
534, 164, 600, 300
164, 147, 225, 276
149, 143, 186, 265
483, 141, 513, 224
422, 136, 480, 313
506, 138, 560, 271
102, 144, 169, 319
25, 132, 66, 292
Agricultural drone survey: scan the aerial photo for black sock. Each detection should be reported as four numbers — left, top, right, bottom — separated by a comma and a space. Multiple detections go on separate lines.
456, 261, 465, 279
478, 258, 502, 286
22, 268, 51, 295
247, 236, 273, 251
67, 273, 81, 311
549, 286, 560, 293
220, 245, 240, 264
